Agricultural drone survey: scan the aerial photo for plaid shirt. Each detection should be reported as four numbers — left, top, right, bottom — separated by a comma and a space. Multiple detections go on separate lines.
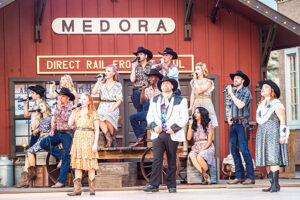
133, 62, 152, 87
51, 103, 75, 132
231, 86, 252, 119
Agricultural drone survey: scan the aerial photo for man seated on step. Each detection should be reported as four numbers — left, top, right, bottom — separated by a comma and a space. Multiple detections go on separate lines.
129, 69, 163, 147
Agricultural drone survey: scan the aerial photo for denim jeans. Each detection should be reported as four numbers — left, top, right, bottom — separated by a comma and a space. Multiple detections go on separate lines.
29, 133, 40, 147
40, 131, 73, 184
132, 89, 143, 112
129, 111, 147, 139
229, 123, 254, 180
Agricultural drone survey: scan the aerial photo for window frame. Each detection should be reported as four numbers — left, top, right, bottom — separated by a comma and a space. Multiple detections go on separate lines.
284, 47, 300, 129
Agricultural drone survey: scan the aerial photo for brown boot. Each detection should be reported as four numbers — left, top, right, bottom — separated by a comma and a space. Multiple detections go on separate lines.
67, 178, 82, 196
202, 171, 212, 185
111, 134, 118, 147
103, 131, 112, 147
15, 172, 29, 188
27, 166, 36, 180
129, 136, 145, 147
88, 178, 95, 195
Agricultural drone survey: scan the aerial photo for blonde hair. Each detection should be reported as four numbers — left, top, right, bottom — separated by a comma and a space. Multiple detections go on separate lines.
38, 100, 52, 118
195, 62, 208, 78
77, 93, 96, 118
104, 64, 120, 83
258, 88, 277, 105
61, 75, 75, 91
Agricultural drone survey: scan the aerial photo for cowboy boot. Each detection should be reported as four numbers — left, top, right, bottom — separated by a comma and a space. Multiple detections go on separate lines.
15, 172, 29, 188
27, 166, 36, 181
88, 178, 95, 195
129, 136, 145, 147
103, 131, 112, 147
202, 171, 212, 185
110, 132, 118, 147
67, 178, 82, 196
270, 170, 280, 193
262, 172, 272, 192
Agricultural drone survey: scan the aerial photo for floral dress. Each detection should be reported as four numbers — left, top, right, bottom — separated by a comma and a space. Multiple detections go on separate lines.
189, 122, 215, 167
70, 111, 99, 170
97, 82, 123, 130
190, 78, 218, 128
27, 116, 52, 154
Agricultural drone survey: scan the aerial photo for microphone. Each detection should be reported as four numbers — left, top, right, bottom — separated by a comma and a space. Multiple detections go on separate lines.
52, 102, 57, 106
47, 81, 60, 85
96, 73, 106, 79
223, 84, 234, 93
71, 103, 82, 110
29, 109, 41, 112
156, 58, 164, 64
131, 57, 140, 63
18, 97, 32, 102
189, 72, 198, 77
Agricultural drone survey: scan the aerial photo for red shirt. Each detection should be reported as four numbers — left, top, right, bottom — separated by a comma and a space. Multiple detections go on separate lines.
51, 103, 75, 132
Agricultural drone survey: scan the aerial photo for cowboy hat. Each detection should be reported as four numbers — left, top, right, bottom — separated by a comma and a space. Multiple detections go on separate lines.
229, 70, 250, 87
59, 87, 75, 101
28, 85, 46, 98
258, 79, 280, 98
157, 76, 178, 92
158, 47, 178, 59
133, 46, 153, 60
144, 69, 163, 80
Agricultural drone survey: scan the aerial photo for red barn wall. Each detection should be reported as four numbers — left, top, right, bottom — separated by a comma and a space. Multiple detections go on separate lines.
0, 0, 261, 165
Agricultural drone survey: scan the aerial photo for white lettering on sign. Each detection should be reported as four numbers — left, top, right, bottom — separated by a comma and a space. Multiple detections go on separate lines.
52, 18, 175, 34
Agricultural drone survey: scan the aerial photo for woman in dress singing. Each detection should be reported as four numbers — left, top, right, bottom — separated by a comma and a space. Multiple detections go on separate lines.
92, 64, 123, 147
189, 62, 218, 128
67, 93, 100, 196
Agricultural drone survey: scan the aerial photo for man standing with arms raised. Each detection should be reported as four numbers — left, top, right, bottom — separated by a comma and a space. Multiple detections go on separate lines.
130, 46, 153, 112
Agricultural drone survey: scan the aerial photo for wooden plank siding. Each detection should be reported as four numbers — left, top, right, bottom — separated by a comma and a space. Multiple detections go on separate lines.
0, 0, 261, 170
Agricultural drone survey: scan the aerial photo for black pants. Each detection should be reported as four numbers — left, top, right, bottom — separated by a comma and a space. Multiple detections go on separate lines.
149, 132, 179, 188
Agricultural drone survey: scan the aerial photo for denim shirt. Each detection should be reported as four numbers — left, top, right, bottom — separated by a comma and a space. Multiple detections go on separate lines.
231, 86, 252, 119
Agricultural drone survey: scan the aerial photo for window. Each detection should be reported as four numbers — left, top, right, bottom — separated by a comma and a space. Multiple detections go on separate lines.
285, 47, 300, 128
9, 77, 97, 157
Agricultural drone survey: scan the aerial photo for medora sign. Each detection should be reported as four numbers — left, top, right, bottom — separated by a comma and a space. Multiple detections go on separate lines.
52, 18, 175, 34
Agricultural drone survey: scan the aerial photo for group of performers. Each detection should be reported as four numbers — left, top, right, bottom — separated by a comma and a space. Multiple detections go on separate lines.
15, 46, 289, 195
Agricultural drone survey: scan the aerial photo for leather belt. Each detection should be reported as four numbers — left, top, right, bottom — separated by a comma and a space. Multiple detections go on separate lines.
194, 140, 207, 144
76, 128, 94, 132
231, 117, 248, 124
100, 99, 117, 103
57, 130, 73, 134
195, 96, 210, 99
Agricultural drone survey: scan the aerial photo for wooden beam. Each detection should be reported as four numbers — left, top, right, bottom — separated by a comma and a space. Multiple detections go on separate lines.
259, 23, 277, 80
184, 0, 195, 41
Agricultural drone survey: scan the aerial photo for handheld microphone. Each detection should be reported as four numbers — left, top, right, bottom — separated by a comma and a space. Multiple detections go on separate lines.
223, 84, 234, 93
189, 72, 198, 77
131, 57, 140, 63
52, 102, 57, 106
47, 81, 60, 85
29, 109, 41, 112
156, 58, 164, 64
135, 83, 146, 88
96, 73, 106, 79
18, 97, 33, 102
71, 103, 82, 110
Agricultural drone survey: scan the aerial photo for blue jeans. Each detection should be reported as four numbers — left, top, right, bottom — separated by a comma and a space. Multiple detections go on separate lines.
229, 123, 254, 180
40, 131, 73, 184
29, 133, 40, 147
132, 90, 143, 112
129, 111, 147, 139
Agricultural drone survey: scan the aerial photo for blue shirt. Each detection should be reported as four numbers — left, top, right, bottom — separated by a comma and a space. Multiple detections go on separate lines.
231, 86, 252, 118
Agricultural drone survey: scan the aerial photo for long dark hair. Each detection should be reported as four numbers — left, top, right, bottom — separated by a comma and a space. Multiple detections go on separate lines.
191, 107, 211, 133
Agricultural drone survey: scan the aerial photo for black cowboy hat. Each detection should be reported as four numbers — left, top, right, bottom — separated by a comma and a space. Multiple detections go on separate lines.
28, 85, 46, 98
157, 76, 178, 92
59, 87, 75, 101
133, 46, 153, 60
158, 47, 178, 59
258, 79, 280, 98
229, 70, 250, 87
144, 69, 163, 80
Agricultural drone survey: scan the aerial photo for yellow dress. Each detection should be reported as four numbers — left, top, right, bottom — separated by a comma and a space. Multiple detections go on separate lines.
70, 110, 99, 170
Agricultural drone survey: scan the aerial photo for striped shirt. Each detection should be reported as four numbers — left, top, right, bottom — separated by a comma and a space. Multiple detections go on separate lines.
231, 86, 252, 119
